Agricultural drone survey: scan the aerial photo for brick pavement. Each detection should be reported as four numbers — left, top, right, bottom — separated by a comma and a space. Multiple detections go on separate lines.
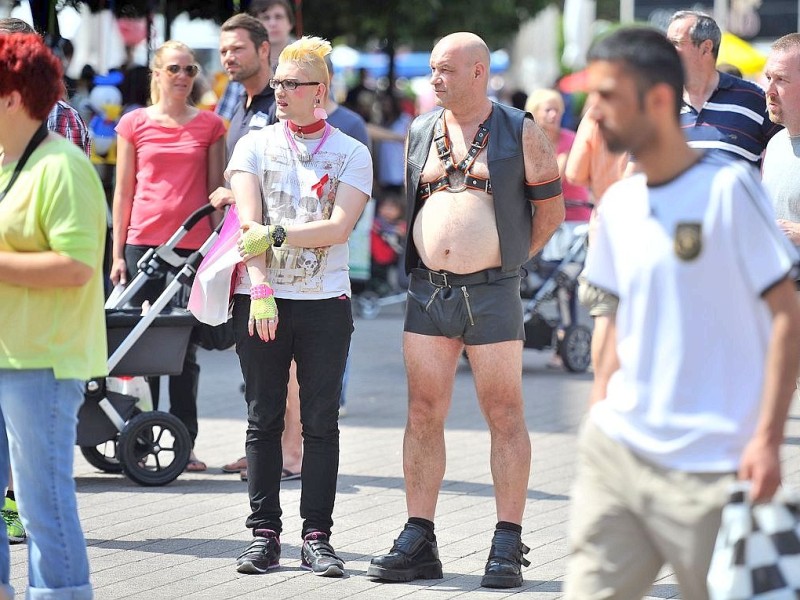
10, 307, 800, 599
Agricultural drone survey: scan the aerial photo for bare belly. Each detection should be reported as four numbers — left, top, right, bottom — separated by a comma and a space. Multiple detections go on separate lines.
412, 190, 501, 273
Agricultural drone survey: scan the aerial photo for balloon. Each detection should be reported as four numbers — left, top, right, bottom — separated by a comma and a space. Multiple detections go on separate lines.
90, 116, 116, 155
89, 84, 122, 119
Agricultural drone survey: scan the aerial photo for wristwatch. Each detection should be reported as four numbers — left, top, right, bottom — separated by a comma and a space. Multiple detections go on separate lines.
271, 225, 287, 248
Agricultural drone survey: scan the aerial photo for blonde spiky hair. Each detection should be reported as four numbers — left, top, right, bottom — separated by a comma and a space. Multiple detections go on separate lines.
279, 35, 332, 88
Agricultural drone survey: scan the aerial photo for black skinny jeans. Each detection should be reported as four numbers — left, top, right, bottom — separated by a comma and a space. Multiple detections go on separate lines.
124, 244, 200, 446
233, 294, 353, 537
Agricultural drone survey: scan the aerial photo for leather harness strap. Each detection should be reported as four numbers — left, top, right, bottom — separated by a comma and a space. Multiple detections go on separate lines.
417, 113, 491, 201
417, 173, 491, 200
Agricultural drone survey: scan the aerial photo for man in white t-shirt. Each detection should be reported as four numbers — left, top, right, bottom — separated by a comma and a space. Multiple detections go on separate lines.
565, 27, 800, 600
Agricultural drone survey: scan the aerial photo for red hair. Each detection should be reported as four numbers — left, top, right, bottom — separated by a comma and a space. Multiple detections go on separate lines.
0, 34, 62, 121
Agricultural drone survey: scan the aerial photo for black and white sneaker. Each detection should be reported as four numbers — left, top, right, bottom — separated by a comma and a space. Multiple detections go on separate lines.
236, 529, 281, 574
301, 531, 345, 577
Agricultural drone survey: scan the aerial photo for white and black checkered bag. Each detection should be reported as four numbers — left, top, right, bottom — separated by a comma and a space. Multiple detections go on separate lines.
707, 483, 800, 600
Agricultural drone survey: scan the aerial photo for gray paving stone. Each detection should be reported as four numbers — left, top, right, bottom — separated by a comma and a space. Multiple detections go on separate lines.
7, 309, 800, 599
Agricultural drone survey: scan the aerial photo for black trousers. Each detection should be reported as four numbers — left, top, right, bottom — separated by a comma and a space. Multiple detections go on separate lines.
233, 294, 353, 537
124, 244, 200, 446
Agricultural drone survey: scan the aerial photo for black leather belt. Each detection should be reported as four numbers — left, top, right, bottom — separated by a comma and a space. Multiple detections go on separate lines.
411, 267, 518, 287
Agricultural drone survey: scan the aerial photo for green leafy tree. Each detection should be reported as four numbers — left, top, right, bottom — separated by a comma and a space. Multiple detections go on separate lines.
300, 0, 550, 89
300, 0, 550, 49
27, 0, 551, 88
29, 0, 550, 48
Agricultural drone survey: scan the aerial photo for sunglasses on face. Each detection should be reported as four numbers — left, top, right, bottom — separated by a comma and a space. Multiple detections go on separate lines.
269, 78, 320, 91
163, 64, 199, 77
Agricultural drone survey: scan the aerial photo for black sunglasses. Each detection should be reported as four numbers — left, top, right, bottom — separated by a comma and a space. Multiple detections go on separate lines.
163, 64, 199, 77
269, 78, 320, 91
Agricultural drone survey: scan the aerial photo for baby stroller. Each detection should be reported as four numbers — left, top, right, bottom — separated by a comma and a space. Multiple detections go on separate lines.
77, 205, 219, 486
354, 275, 408, 319
354, 233, 408, 319
520, 221, 592, 373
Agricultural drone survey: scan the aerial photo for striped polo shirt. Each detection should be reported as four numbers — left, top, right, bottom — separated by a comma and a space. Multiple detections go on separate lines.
680, 71, 781, 165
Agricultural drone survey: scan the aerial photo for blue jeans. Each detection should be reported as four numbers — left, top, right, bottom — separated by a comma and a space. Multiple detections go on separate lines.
0, 370, 92, 600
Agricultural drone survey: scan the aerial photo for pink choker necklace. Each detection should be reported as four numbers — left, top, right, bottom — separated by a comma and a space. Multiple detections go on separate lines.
284, 121, 332, 165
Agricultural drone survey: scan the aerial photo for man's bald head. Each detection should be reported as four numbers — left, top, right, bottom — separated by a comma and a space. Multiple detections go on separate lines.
434, 32, 490, 69
428, 32, 493, 112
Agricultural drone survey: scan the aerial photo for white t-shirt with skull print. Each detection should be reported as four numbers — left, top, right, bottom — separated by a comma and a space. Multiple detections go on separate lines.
226, 123, 373, 299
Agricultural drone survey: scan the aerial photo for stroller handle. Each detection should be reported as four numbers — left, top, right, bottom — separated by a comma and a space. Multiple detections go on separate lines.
181, 204, 218, 232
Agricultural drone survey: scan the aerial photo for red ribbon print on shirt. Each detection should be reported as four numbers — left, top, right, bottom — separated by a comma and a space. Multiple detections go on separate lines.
311, 174, 329, 199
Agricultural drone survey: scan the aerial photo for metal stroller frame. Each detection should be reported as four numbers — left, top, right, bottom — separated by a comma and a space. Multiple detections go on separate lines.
521, 222, 592, 372
354, 249, 408, 319
78, 205, 220, 486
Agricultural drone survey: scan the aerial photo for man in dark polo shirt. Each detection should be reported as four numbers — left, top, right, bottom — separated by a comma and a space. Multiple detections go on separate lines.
210, 13, 276, 209
667, 10, 781, 167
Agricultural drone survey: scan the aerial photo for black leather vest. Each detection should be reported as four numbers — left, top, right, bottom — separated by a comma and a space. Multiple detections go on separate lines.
404, 101, 531, 274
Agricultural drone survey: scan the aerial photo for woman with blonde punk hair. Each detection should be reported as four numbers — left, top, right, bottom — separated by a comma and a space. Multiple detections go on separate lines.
111, 40, 226, 470
227, 35, 373, 577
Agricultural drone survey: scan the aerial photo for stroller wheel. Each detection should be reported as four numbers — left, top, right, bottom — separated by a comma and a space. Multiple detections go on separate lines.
356, 291, 381, 319
80, 440, 123, 473
559, 324, 592, 373
118, 411, 192, 486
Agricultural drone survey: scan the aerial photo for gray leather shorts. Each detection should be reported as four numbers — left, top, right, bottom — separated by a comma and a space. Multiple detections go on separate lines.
403, 267, 524, 345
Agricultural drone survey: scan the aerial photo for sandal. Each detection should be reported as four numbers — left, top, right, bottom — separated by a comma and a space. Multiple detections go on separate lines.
281, 468, 301, 481
185, 453, 207, 472
240, 468, 300, 482
222, 456, 247, 473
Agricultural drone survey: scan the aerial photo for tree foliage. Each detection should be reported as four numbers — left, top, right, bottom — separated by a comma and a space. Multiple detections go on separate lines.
32, 0, 550, 50
299, 0, 551, 50
47, 0, 244, 20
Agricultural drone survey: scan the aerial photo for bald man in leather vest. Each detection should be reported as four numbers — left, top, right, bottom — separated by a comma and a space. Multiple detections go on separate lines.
368, 32, 564, 589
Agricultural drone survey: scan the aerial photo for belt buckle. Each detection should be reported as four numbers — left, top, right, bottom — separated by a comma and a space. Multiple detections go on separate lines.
428, 270, 448, 287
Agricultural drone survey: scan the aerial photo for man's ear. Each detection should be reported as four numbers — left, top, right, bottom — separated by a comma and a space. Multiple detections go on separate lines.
647, 82, 675, 115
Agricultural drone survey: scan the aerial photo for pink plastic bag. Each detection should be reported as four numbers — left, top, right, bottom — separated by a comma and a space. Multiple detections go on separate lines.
188, 205, 242, 325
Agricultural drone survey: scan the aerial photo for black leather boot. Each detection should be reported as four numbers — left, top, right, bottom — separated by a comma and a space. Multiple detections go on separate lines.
480, 529, 530, 588
367, 522, 444, 582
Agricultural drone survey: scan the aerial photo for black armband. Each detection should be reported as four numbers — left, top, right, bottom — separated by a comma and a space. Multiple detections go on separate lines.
524, 176, 562, 202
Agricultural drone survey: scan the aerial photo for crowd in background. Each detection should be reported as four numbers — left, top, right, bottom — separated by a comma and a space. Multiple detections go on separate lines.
4, 3, 800, 596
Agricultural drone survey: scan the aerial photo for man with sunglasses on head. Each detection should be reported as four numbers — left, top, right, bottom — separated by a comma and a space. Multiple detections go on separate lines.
210, 14, 276, 211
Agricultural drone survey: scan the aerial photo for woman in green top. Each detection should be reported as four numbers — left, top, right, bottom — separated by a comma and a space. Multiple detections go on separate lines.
0, 34, 107, 600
